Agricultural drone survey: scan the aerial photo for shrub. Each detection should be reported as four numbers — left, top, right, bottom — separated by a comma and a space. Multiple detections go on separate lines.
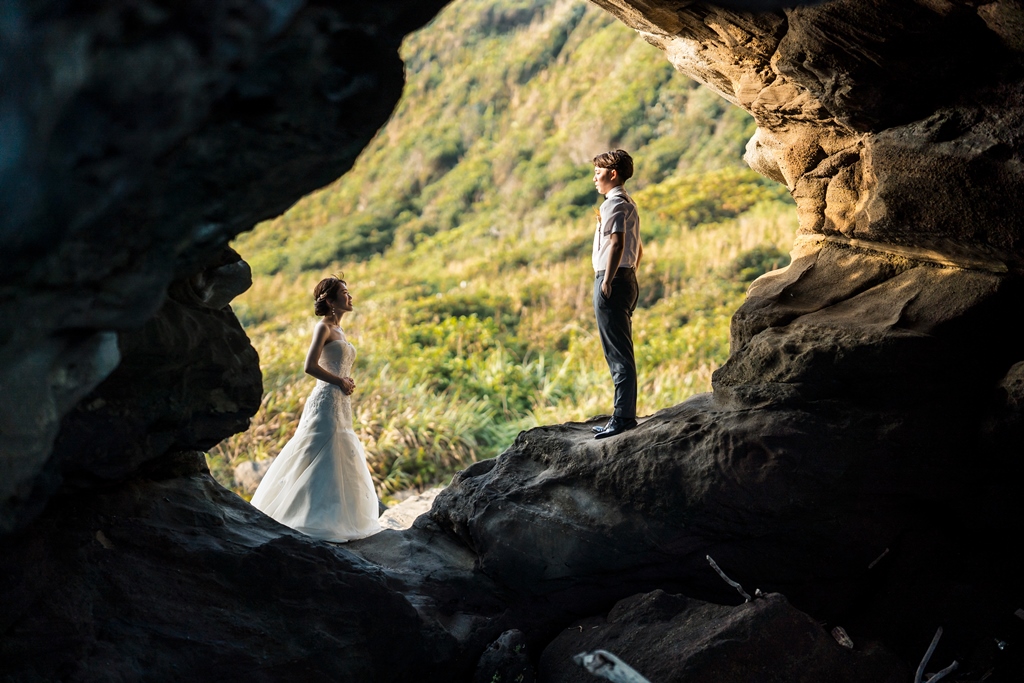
728, 244, 791, 283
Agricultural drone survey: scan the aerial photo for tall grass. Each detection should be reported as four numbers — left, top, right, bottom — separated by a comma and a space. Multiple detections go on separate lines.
209, 197, 797, 501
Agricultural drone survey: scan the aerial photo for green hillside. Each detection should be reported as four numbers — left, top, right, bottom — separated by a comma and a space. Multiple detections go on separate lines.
210, 0, 796, 500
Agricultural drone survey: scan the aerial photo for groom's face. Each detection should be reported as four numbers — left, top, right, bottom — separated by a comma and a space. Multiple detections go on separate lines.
593, 166, 619, 195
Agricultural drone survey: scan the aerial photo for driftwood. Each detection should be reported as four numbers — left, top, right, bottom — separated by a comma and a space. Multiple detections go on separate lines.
914, 627, 959, 683
573, 650, 651, 683
868, 548, 890, 569
831, 626, 854, 649
706, 554, 752, 602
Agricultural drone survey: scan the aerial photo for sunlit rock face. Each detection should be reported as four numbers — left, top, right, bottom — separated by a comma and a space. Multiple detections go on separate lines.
595, 0, 1024, 258
0, 0, 442, 533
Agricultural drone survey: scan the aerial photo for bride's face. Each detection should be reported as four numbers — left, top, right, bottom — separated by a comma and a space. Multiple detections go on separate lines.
334, 284, 353, 312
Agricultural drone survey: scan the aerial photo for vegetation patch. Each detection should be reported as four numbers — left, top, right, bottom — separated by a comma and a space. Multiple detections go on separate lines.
209, 0, 799, 502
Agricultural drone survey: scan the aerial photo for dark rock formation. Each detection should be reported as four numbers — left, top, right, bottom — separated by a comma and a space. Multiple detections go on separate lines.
0, 452, 455, 682
4, 0, 1024, 680
473, 629, 536, 683
539, 590, 906, 682
12, 249, 263, 531
0, 0, 446, 533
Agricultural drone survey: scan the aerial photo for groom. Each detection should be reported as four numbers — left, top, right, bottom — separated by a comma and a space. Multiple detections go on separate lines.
591, 149, 642, 439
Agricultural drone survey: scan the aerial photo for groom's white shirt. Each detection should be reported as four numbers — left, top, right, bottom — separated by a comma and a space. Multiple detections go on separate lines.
592, 185, 640, 272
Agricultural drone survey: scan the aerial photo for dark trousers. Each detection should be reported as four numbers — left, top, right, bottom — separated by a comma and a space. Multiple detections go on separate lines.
594, 268, 638, 419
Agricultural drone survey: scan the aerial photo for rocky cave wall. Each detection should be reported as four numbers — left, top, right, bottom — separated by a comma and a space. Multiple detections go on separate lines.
3, 0, 1024, 681
0, 0, 446, 532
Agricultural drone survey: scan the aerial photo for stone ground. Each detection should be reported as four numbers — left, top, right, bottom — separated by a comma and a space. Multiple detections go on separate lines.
380, 487, 446, 530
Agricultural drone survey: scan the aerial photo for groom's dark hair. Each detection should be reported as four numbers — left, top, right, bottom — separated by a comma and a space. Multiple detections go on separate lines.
593, 149, 633, 182
313, 274, 346, 316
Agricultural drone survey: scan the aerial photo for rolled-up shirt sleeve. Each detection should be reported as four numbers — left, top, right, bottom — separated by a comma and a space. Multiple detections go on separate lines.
602, 200, 628, 235
593, 188, 640, 272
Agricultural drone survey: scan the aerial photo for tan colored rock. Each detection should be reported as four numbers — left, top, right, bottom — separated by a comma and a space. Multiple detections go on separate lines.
380, 487, 445, 530
233, 458, 273, 495
599, 0, 1024, 265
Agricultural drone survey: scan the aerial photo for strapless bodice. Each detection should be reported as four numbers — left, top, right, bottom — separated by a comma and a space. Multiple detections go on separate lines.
317, 338, 356, 377
301, 337, 356, 431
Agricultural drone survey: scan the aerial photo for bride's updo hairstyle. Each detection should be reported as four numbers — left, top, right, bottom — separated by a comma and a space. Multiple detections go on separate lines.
313, 275, 346, 316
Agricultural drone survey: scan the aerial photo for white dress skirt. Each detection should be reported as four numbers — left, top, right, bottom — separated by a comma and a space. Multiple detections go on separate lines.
250, 337, 381, 542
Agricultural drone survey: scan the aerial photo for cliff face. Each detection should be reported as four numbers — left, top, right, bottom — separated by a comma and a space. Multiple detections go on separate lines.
3, 0, 1024, 681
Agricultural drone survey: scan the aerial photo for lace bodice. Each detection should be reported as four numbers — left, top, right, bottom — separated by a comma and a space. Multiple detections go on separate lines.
300, 338, 355, 430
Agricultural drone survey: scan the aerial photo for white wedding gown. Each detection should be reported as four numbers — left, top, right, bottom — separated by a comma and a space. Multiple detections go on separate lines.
250, 336, 381, 542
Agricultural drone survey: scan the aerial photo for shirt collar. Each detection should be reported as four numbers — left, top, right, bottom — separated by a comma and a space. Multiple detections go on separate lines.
605, 185, 626, 199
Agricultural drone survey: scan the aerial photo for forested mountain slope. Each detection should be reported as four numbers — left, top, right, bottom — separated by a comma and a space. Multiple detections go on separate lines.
214, 0, 796, 498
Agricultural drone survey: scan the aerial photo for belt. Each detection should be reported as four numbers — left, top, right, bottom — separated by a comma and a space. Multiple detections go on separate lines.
595, 267, 635, 277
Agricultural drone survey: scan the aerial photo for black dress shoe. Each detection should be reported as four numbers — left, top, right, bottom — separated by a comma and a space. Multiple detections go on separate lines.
592, 420, 612, 434
594, 417, 638, 439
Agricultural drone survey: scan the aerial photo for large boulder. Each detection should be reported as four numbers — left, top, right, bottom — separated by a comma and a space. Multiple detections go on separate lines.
427, 241, 1024, 671
539, 590, 906, 682
0, 452, 456, 682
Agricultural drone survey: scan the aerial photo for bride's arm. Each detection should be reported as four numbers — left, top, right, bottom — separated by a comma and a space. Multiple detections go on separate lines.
303, 323, 354, 394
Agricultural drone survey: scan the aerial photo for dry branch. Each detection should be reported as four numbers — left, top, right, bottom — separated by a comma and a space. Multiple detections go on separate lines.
915, 627, 959, 683
706, 554, 752, 602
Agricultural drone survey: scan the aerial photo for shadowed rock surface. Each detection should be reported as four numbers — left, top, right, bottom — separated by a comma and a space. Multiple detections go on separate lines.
0, 453, 456, 682
3, 0, 1024, 680
539, 590, 906, 682
473, 629, 536, 683
20, 249, 263, 531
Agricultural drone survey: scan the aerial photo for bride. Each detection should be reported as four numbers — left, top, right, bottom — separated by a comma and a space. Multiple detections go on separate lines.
250, 275, 382, 542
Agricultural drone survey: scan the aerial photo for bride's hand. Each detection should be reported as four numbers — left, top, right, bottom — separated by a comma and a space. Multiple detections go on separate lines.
339, 377, 356, 395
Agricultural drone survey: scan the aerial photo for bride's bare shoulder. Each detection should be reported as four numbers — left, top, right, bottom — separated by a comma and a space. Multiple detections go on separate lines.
310, 321, 333, 341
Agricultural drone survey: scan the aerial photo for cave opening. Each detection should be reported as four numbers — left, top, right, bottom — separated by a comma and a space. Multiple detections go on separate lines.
4, 0, 1024, 679
206, 0, 798, 508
